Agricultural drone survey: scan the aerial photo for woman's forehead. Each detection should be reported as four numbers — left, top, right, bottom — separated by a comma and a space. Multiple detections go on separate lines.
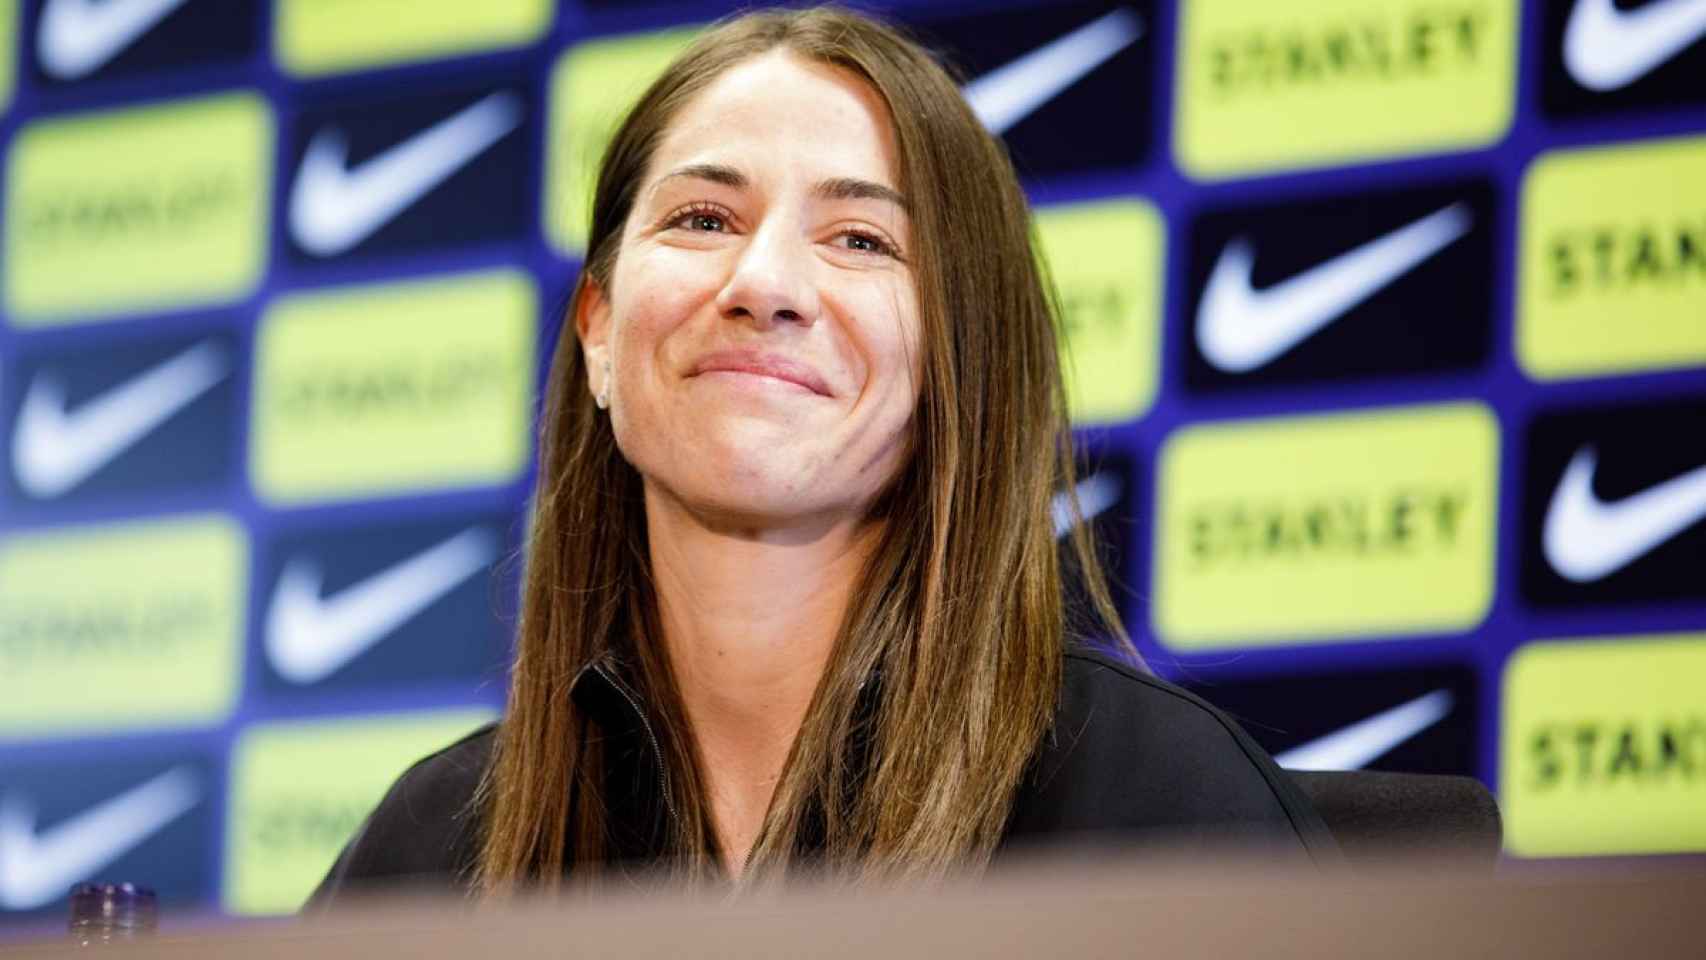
647, 50, 903, 193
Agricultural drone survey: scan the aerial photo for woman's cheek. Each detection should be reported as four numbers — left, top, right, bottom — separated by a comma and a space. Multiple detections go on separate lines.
616, 292, 692, 391
625, 278, 687, 333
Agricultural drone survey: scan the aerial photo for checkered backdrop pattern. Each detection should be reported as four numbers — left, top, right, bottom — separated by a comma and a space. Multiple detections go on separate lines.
1, 0, 1704, 934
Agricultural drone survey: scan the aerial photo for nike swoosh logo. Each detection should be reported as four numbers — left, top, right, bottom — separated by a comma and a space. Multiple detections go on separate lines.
1052, 470, 1124, 538
13, 341, 229, 499
289, 91, 524, 257
1196, 203, 1473, 374
266, 527, 499, 685
37, 0, 189, 81
1543, 446, 1706, 583
963, 8, 1143, 135
1564, 0, 1706, 92
0, 767, 199, 911
1275, 690, 1454, 771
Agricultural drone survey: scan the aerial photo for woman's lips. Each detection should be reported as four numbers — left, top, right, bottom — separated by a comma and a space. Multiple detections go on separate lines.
689, 350, 832, 396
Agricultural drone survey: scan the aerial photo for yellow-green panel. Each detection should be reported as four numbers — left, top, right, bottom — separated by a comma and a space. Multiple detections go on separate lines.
545, 27, 698, 256
276, 0, 552, 76
0, 515, 247, 739
5, 91, 273, 325
1502, 633, 1706, 857
1154, 402, 1498, 648
250, 269, 537, 505
1035, 199, 1164, 425
1174, 0, 1518, 180
224, 708, 497, 915
1518, 134, 1706, 382
0, 0, 16, 113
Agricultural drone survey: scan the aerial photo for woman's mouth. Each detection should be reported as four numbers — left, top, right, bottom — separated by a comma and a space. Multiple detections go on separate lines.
689, 350, 833, 396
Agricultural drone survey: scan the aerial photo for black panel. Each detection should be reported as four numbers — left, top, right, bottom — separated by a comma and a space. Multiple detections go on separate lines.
1183, 179, 1496, 391
1522, 396, 1706, 607
1185, 664, 1480, 777
904, 0, 1154, 179
1540, 0, 1706, 121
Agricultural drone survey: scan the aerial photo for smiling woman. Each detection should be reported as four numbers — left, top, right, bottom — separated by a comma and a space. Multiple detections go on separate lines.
306, 4, 1341, 904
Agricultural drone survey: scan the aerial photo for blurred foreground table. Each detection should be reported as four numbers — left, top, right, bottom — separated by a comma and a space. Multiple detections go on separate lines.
4, 850, 1701, 958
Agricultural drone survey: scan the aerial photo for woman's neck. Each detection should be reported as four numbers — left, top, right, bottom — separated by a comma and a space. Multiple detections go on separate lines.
642, 483, 881, 876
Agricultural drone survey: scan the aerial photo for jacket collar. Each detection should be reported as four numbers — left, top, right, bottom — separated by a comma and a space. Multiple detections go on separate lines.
565, 650, 883, 872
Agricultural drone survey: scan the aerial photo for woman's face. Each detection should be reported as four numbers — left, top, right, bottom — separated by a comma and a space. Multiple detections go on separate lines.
578, 51, 922, 532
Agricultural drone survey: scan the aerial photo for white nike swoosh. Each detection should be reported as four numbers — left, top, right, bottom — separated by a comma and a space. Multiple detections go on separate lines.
963, 8, 1143, 135
37, 0, 189, 81
1196, 203, 1473, 374
13, 341, 229, 499
1564, 0, 1706, 92
266, 527, 498, 685
289, 91, 524, 257
1275, 690, 1454, 771
0, 767, 200, 911
1543, 446, 1706, 583
1052, 470, 1124, 538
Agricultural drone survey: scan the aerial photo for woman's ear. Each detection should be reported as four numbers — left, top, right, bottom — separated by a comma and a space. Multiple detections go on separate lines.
574, 275, 613, 395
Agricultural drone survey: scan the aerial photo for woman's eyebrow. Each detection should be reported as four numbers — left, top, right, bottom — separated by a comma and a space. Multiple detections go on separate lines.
651, 163, 909, 214
814, 176, 910, 215
654, 163, 748, 192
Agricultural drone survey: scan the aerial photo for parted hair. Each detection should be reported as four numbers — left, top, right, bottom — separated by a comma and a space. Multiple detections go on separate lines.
473, 4, 1134, 894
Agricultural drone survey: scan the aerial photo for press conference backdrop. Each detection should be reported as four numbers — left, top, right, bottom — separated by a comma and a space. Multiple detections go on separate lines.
0, 0, 1702, 932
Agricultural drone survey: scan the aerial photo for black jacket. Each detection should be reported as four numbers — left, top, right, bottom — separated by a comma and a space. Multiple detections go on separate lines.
307, 644, 1342, 908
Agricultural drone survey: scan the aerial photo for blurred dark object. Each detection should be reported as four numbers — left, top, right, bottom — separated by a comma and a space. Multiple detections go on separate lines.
67, 883, 157, 946
1288, 770, 1502, 865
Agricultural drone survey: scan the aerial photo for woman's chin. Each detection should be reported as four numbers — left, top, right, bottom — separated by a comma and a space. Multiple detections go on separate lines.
624, 413, 871, 528
643, 454, 843, 528
694, 415, 827, 462
686, 456, 816, 505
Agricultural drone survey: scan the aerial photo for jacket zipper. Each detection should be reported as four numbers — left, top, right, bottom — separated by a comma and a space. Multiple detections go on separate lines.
591, 661, 683, 834
589, 660, 761, 881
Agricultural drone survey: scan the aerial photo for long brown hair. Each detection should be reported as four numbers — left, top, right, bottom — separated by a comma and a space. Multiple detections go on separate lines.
475, 4, 1134, 894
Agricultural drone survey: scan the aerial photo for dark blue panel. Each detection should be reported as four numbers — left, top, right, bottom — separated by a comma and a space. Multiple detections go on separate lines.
24, 0, 261, 92
251, 512, 520, 697
0, 748, 218, 923
280, 74, 536, 267
1, 330, 240, 507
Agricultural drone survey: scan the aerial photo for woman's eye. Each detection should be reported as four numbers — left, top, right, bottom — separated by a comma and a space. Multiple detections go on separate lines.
841, 231, 894, 257
660, 203, 733, 234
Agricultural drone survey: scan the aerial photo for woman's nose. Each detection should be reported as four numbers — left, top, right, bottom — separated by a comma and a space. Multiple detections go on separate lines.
713, 220, 819, 328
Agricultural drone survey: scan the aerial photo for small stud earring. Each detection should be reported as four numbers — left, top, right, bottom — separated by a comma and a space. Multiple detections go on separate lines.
595, 359, 611, 410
